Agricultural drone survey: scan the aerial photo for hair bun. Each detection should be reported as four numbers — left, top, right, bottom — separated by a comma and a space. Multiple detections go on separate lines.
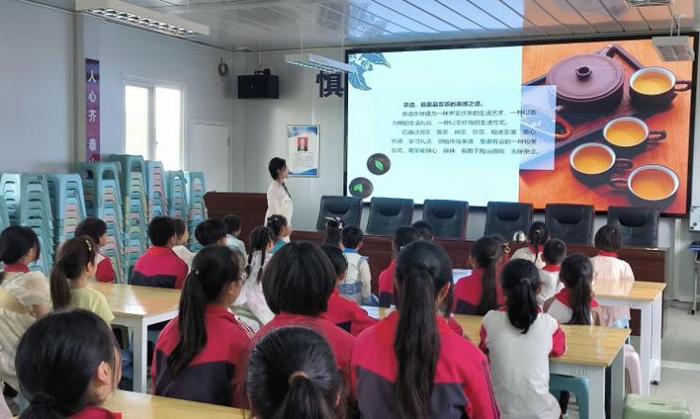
288, 370, 309, 385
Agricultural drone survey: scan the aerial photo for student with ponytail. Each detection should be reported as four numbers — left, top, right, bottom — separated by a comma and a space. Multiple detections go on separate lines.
479, 259, 566, 419
50, 236, 114, 324
511, 221, 548, 269
545, 253, 605, 326
152, 245, 254, 407
377, 226, 420, 307
16, 310, 122, 419
323, 218, 343, 248
454, 236, 506, 315
247, 327, 345, 419
352, 241, 499, 419
242, 226, 275, 325
267, 215, 290, 254
75, 217, 116, 283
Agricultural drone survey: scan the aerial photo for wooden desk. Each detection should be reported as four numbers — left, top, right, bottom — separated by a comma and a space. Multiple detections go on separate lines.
595, 281, 666, 396
104, 390, 245, 419
94, 283, 181, 393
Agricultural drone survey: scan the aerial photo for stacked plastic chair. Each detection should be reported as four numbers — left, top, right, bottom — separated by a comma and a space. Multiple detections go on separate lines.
0, 195, 9, 232
47, 174, 87, 245
0, 174, 55, 275
166, 170, 189, 221
185, 171, 207, 252
76, 162, 125, 283
145, 161, 168, 219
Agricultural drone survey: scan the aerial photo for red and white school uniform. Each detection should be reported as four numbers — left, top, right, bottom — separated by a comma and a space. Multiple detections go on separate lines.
546, 288, 600, 325
537, 265, 563, 307
590, 251, 634, 327
94, 253, 116, 283
453, 268, 505, 315
511, 246, 545, 269
378, 260, 396, 307
326, 289, 377, 336
71, 406, 122, 419
131, 247, 189, 289
352, 311, 500, 419
480, 309, 566, 419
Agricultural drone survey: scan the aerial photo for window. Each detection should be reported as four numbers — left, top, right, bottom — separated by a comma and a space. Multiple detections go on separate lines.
124, 83, 182, 170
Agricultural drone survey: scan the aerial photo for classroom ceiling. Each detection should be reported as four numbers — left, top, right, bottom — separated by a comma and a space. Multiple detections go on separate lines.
29, 0, 700, 51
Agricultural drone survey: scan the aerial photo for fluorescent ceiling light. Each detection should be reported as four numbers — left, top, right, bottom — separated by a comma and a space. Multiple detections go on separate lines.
75, 0, 209, 37
625, 0, 673, 6
285, 53, 356, 74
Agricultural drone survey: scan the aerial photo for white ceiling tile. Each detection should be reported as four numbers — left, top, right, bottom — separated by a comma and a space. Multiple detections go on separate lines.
466, 1, 547, 36
529, 0, 597, 34
499, 0, 572, 35
637, 5, 673, 30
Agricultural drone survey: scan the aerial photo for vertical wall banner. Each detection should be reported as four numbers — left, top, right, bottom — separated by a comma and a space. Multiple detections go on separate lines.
85, 58, 100, 162
287, 125, 320, 177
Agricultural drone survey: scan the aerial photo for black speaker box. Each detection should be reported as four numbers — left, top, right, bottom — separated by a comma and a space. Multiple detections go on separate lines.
237, 74, 279, 99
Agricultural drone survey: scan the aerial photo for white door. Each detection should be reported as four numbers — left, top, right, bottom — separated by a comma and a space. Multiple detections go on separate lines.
189, 122, 232, 192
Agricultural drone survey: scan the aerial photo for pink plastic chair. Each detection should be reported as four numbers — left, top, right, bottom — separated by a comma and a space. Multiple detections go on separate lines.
625, 344, 642, 395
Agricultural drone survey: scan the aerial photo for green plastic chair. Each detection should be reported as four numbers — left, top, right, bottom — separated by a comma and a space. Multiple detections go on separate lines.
624, 394, 691, 419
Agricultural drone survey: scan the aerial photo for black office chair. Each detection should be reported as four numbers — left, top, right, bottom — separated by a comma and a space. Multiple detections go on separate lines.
545, 204, 595, 245
315, 196, 363, 230
422, 199, 469, 239
483, 201, 533, 241
366, 197, 414, 236
607, 206, 659, 247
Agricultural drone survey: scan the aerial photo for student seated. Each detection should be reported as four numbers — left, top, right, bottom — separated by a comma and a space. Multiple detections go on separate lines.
247, 327, 344, 419
0, 226, 51, 391
511, 221, 548, 269
75, 217, 115, 283
545, 254, 605, 326
266, 215, 290, 254
223, 215, 247, 259
321, 245, 377, 336
194, 218, 228, 247
242, 227, 275, 326
131, 217, 188, 289
378, 226, 419, 307
16, 310, 122, 419
538, 239, 566, 306
323, 218, 343, 248
411, 220, 434, 241
254, 242, 355, 382
454, 236, 506, 315
171, 218, 195, 269
50, 237, 114, 324
153, 246, 254, 407
0, 390, 9, 419
352, 241, 499, 418
339, 225, 372, 305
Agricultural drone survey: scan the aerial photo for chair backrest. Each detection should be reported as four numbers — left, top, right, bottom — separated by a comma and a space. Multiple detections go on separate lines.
366, 197, 414, 236
483, 201, 533, 241
315, 196, 363, 231
422, 199, 469, 239
607, 206, 659, 247
545, 204, 595, 245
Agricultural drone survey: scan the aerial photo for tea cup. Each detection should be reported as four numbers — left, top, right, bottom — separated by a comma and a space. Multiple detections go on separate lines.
610, 164, 679, 206
603, 116, 666, 156
630, 67, 691, 108
570, 143, 633, 185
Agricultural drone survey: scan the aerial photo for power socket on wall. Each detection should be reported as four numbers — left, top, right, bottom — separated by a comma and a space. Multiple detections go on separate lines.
689, 206, 700, 232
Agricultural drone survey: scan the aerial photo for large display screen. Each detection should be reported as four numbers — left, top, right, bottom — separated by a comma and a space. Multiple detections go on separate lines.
346, 37, 696, 215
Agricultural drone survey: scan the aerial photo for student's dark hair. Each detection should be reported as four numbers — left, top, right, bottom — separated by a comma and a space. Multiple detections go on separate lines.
266, 215, 288, 240
323, 219, 342, 248
222, 215, 242, 235
560, 253, 594, 325
471, 236, 504, 315
16, 309, 118, 419
528, 221, 549, 261
50, 237, 98, 310
194, 218, 228, 246
0, 226, 41, 284
393, 226, 420, 255
157, 246, 243, 392
74, 217, 107, 244
340, 225, 363, 249
501, 259, 540, 334
268, 157, 287, 180
320, 244, 348, 278
594, 224, 622, 252
247, 327, 345, 419
148, 216, 177, 247
542, 239, 567, 266
262, 242, 335, 316
172, 218, 187, 239
394, 240, 453, 419
411, 221, 434, 241
248, 226, 274, 284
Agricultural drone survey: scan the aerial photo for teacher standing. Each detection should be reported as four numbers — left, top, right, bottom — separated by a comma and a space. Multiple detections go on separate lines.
265, 157, 293, 230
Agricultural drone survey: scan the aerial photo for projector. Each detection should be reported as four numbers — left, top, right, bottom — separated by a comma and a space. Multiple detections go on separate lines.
653, 36, 695, 62
626, 0, 673, 6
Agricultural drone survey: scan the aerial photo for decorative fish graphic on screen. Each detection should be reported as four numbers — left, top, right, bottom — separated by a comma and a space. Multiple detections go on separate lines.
348, 53, 391, 91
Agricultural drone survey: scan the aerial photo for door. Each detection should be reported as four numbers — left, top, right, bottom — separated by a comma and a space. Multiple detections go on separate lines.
189, 122, 232, 192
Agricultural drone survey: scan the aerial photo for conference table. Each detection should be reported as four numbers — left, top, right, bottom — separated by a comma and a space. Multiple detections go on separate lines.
104, 390, 246, 419
94, 282, 181, 393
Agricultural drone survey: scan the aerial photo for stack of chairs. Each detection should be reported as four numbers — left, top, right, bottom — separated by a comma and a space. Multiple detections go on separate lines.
76, 162, 125, 283
0, 174, 55, 275
0, 194, 9, 232
146, 161, 168, 219
47, 174, 87, 246
185, 171, 207, 252
166, 170, 189, 222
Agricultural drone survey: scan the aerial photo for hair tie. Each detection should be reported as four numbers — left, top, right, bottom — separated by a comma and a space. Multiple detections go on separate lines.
85, 239, 92, 253
520, 277, 530, 284
288, 370, 309, 385
194, 269, 200, 275
30, 393, 54, 406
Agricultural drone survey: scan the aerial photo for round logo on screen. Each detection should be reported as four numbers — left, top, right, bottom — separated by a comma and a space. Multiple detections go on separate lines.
349, 177, 374, 199
366, 153, 391, 175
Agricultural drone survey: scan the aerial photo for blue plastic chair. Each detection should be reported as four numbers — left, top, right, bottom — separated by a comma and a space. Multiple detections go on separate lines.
550, 374, 589, 419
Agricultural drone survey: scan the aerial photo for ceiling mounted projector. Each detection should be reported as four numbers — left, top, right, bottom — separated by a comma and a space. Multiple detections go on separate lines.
653, 36, 695, 61
285, 53, 356, 74
625, 0, 673, 6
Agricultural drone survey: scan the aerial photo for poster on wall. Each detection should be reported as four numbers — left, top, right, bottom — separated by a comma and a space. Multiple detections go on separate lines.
85, 58, 100, 162
287, 125, 320, 177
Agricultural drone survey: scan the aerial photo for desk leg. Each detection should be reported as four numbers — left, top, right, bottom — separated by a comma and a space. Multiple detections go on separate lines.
610, 347, 625, 419
640, 304, 652, 396
132, 321, 147, 393
651, 296, 662, 384
589, 367, 607, 419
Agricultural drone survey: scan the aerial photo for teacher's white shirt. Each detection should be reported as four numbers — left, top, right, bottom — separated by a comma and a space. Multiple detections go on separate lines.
265, 180, 293, 227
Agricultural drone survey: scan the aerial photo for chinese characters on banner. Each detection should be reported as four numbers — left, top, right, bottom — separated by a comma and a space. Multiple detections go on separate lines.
86, 59, 100, 162
316, 72, 344, 97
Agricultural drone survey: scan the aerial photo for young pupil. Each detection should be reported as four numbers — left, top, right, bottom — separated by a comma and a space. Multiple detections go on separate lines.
172, 218, 195, 270
378, 226, 420, 307
545, 253, 604, 326
412, 220, 434, 241
323, 218, 343, 248
266, 215, 290, 254
153, 246, 253, 407
321, 245, 377, 336
50, 236, 114, 324
242, 226, 275, 325
339, 225, 372, 305
454, 236, 506, 315
352, 241, 499, 418
511, 221, 549, 269
16, 310, 122, 419
538, 239, 566, 306
247, 327, 344, 419
75, 217, 115, 283
222, 215, 247, 259
194, 218, 228, 247
131, 217, 188, 289
480, 259, 567, 419
0, 226, 51, 392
